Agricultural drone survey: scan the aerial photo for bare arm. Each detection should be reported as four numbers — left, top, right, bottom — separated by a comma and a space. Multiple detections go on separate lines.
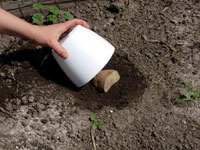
0, 8, 34, 39
0, 8, 89, 58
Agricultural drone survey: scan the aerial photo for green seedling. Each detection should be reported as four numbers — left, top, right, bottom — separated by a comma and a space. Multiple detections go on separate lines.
47, 15, 57, 23
90, 114, 104, 130
32, 3, 72, 25
119, 8, 123, 15
64, 11, 73, 20
175, 92, 200, 102
32, 13, 43, 25
176, 77, 194, 91
33, 3, 42, 11
175, 77, 200, 102
194, 34, 200, 41
50, 6, 60, 15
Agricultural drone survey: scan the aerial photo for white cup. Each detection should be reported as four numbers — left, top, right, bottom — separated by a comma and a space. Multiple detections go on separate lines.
52, 25, 115, 87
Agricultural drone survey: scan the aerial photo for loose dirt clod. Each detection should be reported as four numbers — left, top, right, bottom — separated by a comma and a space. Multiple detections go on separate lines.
92, 69, 120, 92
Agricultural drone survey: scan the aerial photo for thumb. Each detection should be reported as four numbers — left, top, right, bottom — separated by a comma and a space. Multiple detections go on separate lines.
50, 41, 68, 59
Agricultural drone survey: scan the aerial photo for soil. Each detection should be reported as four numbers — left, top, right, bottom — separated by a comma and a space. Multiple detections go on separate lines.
0, 0, 200, 150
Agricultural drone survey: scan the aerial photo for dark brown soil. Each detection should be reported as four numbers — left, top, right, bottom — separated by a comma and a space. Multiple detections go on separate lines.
0, 0, 200, 150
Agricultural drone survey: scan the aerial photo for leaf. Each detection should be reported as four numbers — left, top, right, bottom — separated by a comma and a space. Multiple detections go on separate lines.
184, 92, 191, 99
90, 114, 96, 121
192, 91, 199, 99
92, 124, 97, 130
64, 11, 73, 20
32, 13, 43, 25
97, 123, 104, 130
168, 45, 177, 52
175, 97, 182, 101
47, 15, 57, 23
50, 6, 60, 15
33, 3, 42, 11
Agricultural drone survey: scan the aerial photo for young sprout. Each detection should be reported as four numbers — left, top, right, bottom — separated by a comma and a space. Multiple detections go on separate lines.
90, 114, 104, 130
33, 3, 42, 11
64, 11, 73, 20
47, 15, 57, 23
32, 13, 43, 25
50, 6, 60, 15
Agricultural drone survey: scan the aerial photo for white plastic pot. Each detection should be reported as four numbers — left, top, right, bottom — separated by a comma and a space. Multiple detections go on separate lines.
52, 25, 115, 87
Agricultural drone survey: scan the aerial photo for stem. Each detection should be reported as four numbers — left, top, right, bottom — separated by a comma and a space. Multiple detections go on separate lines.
91, 130, 97, 150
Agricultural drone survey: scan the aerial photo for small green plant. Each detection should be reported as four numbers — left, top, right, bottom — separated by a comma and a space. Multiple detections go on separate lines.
194, 34, 200, 41
32, 3, 73, 25
175, 77, 200, 102
47, 15, 57, 23
176, 91, 200, 102
90, 114, 104, 130
176, 77, 194, 91
64, 11, 73, 20
50, 6, 60, 15
33, 2, 42, 11
32, 13, 43, 25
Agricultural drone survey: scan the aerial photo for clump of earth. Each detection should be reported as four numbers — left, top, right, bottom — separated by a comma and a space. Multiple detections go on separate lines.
0, 0, 200, 149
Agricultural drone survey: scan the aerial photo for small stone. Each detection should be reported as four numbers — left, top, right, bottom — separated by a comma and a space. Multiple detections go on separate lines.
21, 96, 28, 104
22, 119, 30, 127
41, 119, 48, 124
108, 18, 115, 24
59, 136, 65, 142
182, 120, 187, 124
28, 96, 35, 103
15, 98, 21, 105
110, 110, 113, 113
0, 72, 5, 77
36, 103, 46, 111
36, 45, 42, 49
0, 116, 6, 122
170, 19, 178, 24
142, 35, 148, 41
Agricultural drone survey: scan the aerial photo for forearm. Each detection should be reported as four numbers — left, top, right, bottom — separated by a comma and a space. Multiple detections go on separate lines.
0, 8, 35, 40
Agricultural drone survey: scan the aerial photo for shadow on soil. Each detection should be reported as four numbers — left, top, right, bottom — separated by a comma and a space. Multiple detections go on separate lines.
0, 48, 148, 110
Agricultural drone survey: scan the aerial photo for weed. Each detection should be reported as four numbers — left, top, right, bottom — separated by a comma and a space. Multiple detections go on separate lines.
90, 114, 104, 130
90, 114, 104, 150
119, 8, 123, 16
120, 23, 127, 29
194, 34, 200, 41
175, 77, 200, 102
176, 77, 194, 91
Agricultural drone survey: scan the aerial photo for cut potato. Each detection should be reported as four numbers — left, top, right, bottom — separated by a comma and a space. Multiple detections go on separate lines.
92, 69, 120, 92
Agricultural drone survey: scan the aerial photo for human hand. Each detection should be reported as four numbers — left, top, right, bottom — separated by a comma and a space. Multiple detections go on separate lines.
32, 19, 89, 58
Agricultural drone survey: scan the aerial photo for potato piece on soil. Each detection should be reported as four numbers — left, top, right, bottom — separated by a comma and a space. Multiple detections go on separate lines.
92, 69, 120, 92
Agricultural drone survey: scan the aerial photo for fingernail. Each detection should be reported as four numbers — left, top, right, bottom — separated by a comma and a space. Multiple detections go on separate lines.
62, 53, 68, 59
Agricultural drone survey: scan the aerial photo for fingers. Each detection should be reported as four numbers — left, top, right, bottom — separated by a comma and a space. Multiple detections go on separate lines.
50, 40, 68, 59
63, 19, 89, 31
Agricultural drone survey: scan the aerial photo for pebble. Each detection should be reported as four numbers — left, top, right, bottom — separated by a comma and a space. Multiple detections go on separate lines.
0, 72, 5, 77
15, 98, 22, 105
28, 96, 35, 103
0, 116, 6, 122
41, 119, 48, 124
36, 103, 46, 112
22, 119, 30, 127
21, 96, 28, 104
108, 18, 115, 24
